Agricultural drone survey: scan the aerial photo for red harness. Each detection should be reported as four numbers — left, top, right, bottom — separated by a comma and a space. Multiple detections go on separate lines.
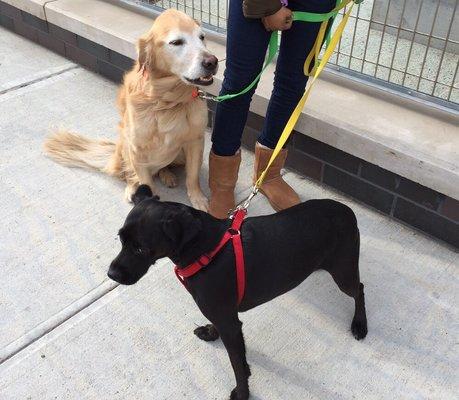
174, 209, 247, 305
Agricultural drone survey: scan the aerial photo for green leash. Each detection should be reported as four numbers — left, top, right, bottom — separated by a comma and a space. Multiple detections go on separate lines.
214, 30, 279, 102
213, 0, 356, 102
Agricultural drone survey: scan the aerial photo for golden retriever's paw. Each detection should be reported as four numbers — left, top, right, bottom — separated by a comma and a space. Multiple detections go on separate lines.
158, 168, 178, 188
189, 192, 209, 211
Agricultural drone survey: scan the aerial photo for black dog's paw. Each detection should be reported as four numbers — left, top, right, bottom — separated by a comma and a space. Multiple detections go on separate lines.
351, 319, 368, 340
230, 388, 249, 400
193, 324, 220, 342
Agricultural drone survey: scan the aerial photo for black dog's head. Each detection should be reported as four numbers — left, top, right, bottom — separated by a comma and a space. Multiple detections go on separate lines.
107, 185, 202, 285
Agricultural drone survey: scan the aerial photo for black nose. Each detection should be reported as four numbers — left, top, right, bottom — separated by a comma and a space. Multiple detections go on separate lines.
202, 55, 218, 71
107, 269, 122, 282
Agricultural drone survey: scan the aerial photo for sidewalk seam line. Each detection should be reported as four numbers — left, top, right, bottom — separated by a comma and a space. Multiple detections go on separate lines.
0, 280, 119, 366
0, 65, 79, 96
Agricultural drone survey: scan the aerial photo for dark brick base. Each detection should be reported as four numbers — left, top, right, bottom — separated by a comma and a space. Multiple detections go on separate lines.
1, 0, 457, 248
239, 121, 459, 248
0, 1, 132, 82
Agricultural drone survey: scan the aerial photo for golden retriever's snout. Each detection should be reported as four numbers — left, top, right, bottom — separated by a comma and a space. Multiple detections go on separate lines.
202, 55, 218, 72
196, 54, 218, 84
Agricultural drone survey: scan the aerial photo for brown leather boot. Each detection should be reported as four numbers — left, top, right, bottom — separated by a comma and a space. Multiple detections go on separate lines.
209, 150, 241, 219
254, 142, 300, 211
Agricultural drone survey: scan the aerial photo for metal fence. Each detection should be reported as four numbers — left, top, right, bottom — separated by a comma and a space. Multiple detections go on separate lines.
125, 0, 459, 108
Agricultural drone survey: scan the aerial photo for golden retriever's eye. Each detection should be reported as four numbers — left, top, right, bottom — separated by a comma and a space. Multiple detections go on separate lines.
199, 34, 205, 41
170, 39, 184, 46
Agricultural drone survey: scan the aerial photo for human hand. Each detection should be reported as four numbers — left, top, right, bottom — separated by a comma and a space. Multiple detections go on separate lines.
262, 7, 293, 31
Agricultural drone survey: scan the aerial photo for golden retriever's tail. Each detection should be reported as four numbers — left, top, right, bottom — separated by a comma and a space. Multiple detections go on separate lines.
43, 130, 117, 174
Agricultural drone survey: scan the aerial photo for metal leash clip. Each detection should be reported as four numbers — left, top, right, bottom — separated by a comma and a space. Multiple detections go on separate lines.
229, 186, 259, 218
197, 89, 220, 102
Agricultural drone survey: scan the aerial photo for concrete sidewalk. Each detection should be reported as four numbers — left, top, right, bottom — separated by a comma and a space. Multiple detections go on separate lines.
0, 27, 457, 400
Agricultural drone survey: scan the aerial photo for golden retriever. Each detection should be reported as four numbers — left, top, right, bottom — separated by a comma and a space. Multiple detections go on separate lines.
43, 9, 218, 210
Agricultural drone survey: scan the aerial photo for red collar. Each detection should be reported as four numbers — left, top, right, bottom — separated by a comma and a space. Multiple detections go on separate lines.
191, 87, 200, 99
174, 209, 247, 304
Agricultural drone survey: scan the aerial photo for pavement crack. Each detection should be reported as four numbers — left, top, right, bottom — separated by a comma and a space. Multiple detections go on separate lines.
0, 65, 79, 96
0, 280, 119, 367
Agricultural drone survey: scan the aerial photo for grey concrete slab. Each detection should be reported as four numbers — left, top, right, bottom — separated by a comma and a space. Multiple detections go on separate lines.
0, 29, 254, 358
155, 138, 255, 205
1, 171, 457, 399
0, 28, 74, 93
0, 49, 129, 352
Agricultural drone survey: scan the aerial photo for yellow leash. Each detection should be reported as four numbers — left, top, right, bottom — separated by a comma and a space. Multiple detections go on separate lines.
254, 2, 355, 191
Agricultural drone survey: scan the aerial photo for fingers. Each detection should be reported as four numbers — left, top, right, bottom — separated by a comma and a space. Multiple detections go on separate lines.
262, 19, 290, 32
277, 19, 292, 31
282, 8, 293, 30
283, 18, 293, 30
261, 17, 271, 31
262, 8, 293, 31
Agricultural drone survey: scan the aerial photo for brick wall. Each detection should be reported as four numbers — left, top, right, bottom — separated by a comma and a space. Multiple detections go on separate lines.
1, 1, 457, 248
208, 105, 459, 249
0, 2, 133, 82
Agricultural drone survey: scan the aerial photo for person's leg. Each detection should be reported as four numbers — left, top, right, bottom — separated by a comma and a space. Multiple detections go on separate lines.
254, 0, 336, 211
211, 0, 271, 156
259, 0, 337, 148
209, 0, 270, 218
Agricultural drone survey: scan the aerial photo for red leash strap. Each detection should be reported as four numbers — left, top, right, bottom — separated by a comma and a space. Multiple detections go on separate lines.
174, 209, 247, 304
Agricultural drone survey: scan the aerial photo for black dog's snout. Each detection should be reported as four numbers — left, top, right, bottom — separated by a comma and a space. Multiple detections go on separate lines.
202, 55, 218, 71
107, 263, 141, 286
107, 268, 122, 283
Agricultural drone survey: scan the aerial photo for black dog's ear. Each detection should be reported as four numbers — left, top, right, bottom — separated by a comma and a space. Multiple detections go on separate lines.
132, 184, 159, 205
162, 207, 202, 252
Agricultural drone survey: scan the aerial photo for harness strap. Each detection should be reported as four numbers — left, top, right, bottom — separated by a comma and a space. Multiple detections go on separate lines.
174, 209, 247, 304
232, 228, 245, 304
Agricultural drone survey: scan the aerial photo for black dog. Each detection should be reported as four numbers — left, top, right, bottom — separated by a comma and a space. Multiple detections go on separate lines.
108, 185, 368, 400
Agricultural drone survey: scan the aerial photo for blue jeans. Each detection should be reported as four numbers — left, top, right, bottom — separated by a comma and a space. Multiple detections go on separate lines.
212, 0, 336, 156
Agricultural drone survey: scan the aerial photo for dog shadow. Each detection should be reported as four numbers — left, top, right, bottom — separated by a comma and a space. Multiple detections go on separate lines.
248, 347, 344, 399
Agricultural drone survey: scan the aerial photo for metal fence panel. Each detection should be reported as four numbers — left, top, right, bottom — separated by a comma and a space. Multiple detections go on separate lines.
126, 0, 459, 107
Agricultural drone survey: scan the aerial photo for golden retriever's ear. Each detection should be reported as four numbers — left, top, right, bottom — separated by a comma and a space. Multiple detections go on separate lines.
193, 18, 201, 26
137, 38, 147, 69
137, 37, 154, 70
